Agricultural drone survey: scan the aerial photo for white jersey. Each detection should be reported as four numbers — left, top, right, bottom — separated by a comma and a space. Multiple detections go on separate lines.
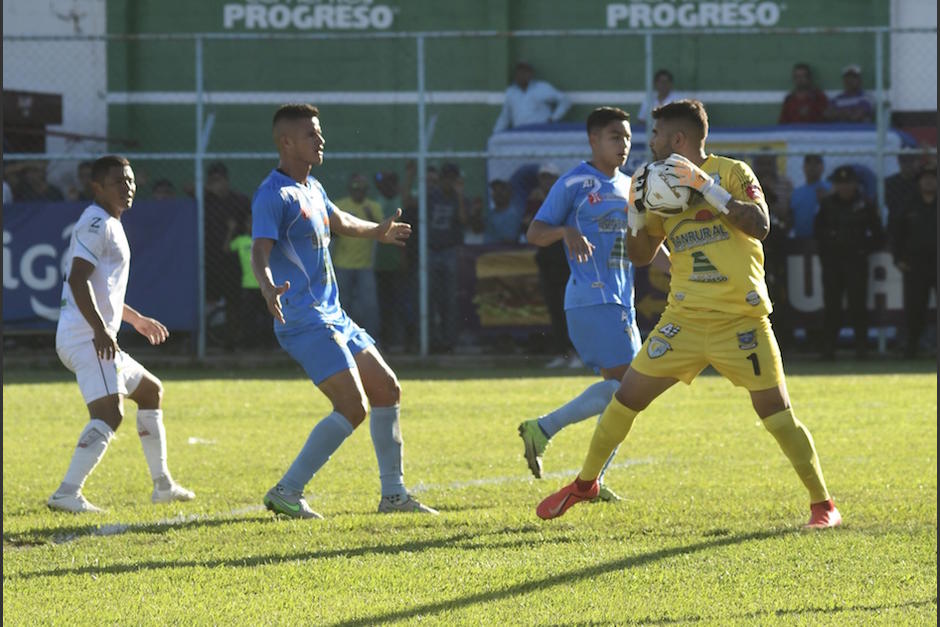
56, 204, 130, 349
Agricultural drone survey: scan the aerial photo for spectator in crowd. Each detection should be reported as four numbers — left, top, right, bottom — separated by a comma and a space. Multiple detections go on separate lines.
492, 61, 571, 134
885, 152, 922, 222
398, 161, 439, 352
779, 63, 829, 124
203, 161, 251, 349
333, 173, 382, 335
465, 196, 486, 244
68, 161, 95, 202
824, 64, 874, 123
151, 178, 176, 200
637, 69, 683, 126
224, 212, 272, 348
484, 178, 525, 244
752, 153, 795, 348
373, 170, 408, 352
888, 164, 937, 358
526, 163, 580, 368
814, 165, 885, 360
3, 179, 12, 204
788, 154, 830, 239
427, 162, 469, 353
14, 161, 65, 201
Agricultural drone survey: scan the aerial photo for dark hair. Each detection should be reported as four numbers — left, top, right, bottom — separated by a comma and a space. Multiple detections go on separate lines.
91, 155, 130, 183
804, 153, 823, 164
793, 62, 812, 74
586, 106, 630, 134
78, 160, 93, 171
273, 103, 320, 127
207, 161, 229, 178
654, 69, 674, 82
651, 99, 709, 139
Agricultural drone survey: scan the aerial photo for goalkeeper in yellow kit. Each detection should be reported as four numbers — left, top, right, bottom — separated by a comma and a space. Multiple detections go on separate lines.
536, 99, 841, 529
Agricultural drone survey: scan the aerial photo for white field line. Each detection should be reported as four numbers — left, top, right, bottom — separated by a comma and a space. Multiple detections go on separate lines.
32, 458, 654, 545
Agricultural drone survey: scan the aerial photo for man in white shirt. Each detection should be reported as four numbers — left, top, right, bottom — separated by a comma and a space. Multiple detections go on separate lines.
492, 61, 571, 134
637, 69, 684, 127
49, 154, 195, 513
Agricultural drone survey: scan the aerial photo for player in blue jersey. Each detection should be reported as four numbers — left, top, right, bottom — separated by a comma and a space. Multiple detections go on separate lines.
518, 106, 663, 501
251, 103, 437, 519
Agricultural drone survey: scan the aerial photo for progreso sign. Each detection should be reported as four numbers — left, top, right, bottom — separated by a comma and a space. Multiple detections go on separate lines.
223, 0, 397, 30
606, 1, 784, 28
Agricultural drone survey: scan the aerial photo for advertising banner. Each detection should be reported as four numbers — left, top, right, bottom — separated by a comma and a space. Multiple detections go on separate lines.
3, 199, 199, 333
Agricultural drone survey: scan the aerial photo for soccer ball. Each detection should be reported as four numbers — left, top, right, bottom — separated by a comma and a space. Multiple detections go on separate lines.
641, 160, 692, 216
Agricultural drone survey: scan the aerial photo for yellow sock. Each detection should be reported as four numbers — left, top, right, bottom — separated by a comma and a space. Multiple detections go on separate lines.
762, 408, 830, 503
578, 395, 638, 481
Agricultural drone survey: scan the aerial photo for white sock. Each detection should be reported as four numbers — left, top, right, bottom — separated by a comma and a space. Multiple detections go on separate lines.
137, 409, 171, 485
58, 419, 114, 494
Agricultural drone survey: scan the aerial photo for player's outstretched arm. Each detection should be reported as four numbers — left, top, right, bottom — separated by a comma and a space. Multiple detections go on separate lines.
251, 237, 290, 324
123, 305, 169, 346
329, 207, 412, 246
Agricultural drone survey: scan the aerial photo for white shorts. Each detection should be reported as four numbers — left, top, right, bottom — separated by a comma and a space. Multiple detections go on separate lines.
56, 342, 149, 404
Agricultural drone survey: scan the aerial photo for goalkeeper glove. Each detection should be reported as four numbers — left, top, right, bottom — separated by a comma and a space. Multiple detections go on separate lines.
663, 153, 732, 213
627, 162, 649, 235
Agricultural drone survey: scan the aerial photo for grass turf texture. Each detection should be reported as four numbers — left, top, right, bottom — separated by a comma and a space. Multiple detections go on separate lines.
3, 361, 936, 625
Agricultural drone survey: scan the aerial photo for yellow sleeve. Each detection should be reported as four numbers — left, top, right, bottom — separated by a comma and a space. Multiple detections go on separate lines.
728, 160, 768, 210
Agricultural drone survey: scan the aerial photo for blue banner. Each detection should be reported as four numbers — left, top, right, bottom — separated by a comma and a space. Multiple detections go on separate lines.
3, 199, 198, 332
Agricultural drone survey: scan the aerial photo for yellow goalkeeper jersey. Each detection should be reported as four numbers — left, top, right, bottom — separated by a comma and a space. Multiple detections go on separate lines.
645, 154, 772, 318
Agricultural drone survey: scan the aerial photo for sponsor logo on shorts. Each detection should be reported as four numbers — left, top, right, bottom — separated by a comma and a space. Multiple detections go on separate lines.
737, 329, 758, 350
647, 337, 672, 359
658, 323, 681, 338
745, 290, 762, 306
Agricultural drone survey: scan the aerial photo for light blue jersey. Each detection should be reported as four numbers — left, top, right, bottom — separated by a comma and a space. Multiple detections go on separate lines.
533, 161, 635, 319
252, 168, 341, 328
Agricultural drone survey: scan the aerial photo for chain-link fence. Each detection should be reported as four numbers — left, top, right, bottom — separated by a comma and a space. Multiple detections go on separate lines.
4, 26, 937, 359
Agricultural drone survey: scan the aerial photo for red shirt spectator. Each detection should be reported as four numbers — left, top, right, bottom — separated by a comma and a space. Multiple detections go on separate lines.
779, 63, 829, 124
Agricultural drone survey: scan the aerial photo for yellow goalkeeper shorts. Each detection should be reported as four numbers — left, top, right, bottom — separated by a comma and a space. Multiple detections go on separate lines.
631, 305, 785, 391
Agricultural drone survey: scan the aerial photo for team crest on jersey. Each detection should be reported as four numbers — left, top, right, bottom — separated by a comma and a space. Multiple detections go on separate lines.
658, 323, 681, 338
588, 192, 602, 204
737, 329, 758, 350
647, 337, 672, 359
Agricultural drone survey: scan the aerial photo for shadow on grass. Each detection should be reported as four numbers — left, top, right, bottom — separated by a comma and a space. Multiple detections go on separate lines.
319, 528, 793, 627
2, 514, 264, 548
632, 597, 937, 625
5, 524, 559, 581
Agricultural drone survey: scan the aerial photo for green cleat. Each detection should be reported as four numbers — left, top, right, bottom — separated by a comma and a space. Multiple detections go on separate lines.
518, 419, 550, 478
592, 483, 622, 503
263, 485, 323, 519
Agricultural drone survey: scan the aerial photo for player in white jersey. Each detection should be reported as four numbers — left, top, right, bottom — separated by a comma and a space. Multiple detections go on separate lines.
48, 155, 195, 513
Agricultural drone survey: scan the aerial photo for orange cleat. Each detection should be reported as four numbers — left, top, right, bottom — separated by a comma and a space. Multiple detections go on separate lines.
536, 478, 599, 520
803, 498, 842, 529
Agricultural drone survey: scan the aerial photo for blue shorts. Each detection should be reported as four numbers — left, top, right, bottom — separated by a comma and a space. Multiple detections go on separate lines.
566, 303, 641, 374
275, 310, 375, 385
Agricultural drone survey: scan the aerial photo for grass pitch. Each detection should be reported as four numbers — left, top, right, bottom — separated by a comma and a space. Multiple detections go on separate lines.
3, 360, 937, 625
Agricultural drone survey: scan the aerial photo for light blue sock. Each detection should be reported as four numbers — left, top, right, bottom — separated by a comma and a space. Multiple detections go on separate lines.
370, 405, 407, 498
280, 411, 354, 493
537, 379, 621, 439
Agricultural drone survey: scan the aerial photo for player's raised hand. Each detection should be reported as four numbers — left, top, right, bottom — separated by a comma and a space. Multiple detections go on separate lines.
261, 280, 290, 324
562, 226, 595, 264
132, 316, 170, 345
628, 162, 650, 235
376, 208, 412, 246
93, 327, 119, 361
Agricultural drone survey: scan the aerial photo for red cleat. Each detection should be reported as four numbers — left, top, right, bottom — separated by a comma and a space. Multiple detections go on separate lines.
536, 478, 599, 520
803, 498, 842, 529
